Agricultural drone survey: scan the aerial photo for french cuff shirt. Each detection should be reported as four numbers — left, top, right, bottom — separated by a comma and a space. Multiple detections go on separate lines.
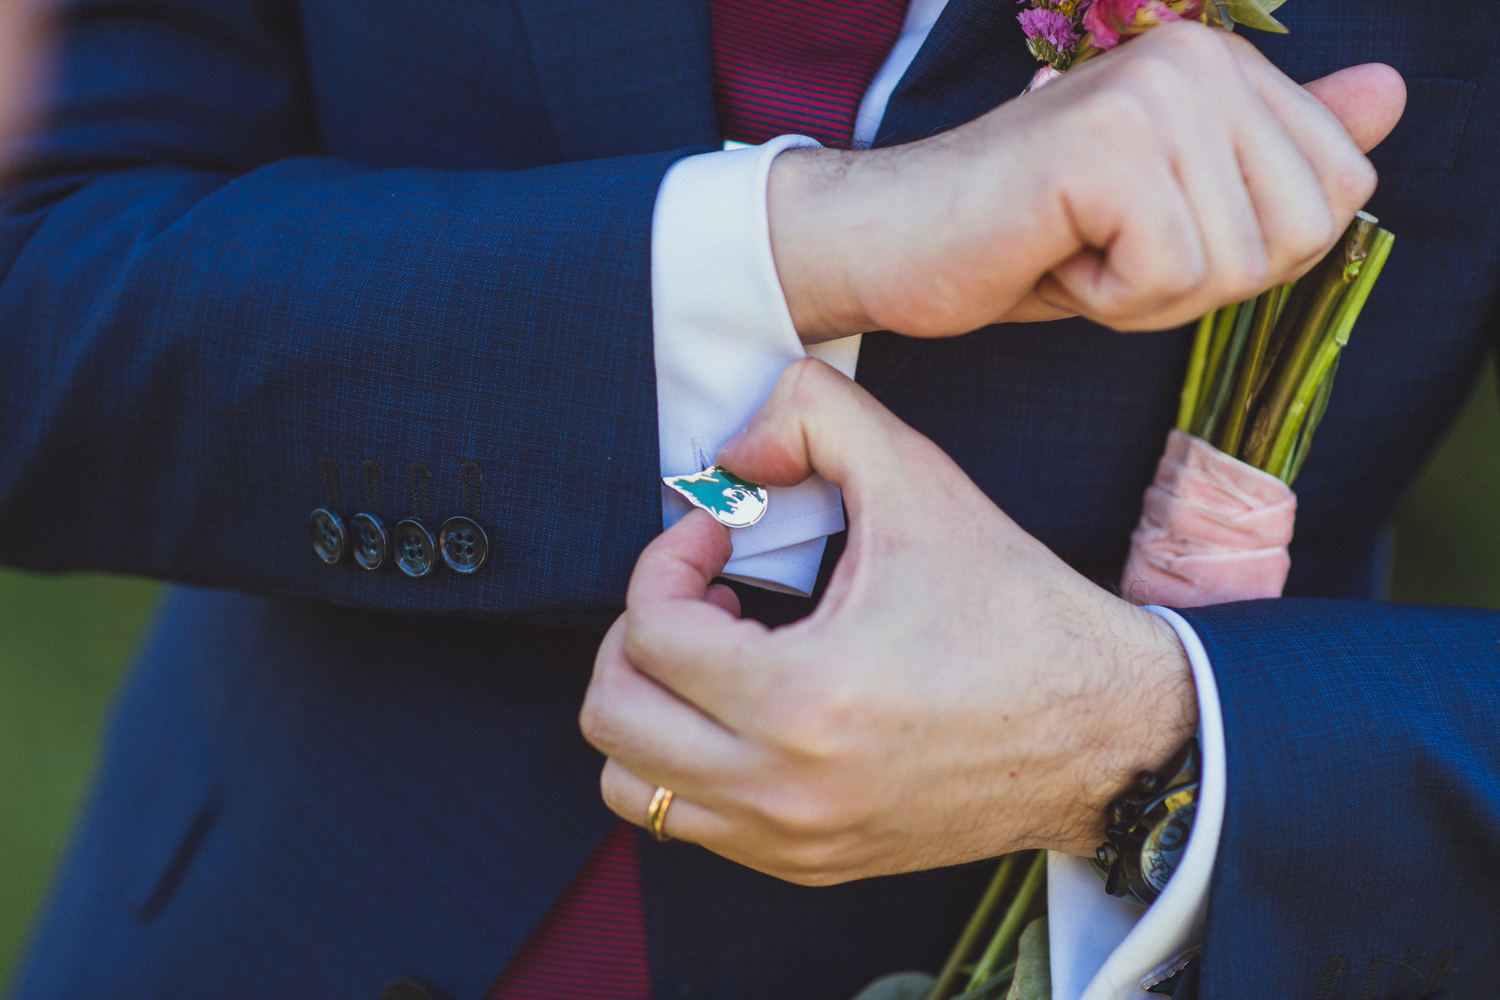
647, 0, 1227, 992
651, 134, 853, 598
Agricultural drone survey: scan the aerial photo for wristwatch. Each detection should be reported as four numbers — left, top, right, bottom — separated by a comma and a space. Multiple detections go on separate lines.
1093, 738, 1200, 906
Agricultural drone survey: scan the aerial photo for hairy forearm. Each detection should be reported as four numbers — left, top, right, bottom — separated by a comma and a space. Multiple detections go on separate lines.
1039, 596, 1199, 857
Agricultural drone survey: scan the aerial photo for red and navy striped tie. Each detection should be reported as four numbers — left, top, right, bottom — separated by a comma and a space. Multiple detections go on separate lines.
488, 5, 910, 997
714, 0, 912, 147
488, 822, 651, 1000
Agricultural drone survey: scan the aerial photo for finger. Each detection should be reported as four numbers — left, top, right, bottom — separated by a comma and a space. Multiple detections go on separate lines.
1224, 81, 1344, 287
1234, 118, 1344, 288
600, 757, 735, 846
716, 357, 972, 516
995, 289, 1078, 325
1303, 63, 1407, 155
582, 615, 754, 791
627, 508, 733, 607
622, 509, 765, 662
1130, 70, 1271, 325
1230, 40, 1383, 221
705, 582, 741, 616
621, 511, 779, 721
716, 357, 890, 489
1038, 144, 1207, 324
1033, 28, 1236, 326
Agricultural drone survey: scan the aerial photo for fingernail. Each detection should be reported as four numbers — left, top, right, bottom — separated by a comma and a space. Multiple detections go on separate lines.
719, 429, 747, 456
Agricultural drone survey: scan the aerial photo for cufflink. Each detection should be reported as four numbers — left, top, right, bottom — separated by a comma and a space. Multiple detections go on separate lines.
663, 465, 769, 528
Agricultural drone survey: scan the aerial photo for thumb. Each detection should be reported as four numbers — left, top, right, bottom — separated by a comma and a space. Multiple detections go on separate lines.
1304, 63, 1407, 154
715, 358, 926, 509
627, 509, 735, 608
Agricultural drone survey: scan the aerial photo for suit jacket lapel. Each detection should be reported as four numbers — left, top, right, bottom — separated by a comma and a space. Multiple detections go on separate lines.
858, 0, 1040, 398
876, 0, 1036, 148
518, 0, 718, 160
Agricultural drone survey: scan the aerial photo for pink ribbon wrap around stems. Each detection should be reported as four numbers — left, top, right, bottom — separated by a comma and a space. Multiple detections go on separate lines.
1121, 429, 1297, 608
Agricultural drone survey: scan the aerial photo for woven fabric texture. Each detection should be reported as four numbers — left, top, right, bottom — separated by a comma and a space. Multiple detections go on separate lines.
5, 0, 1500, 998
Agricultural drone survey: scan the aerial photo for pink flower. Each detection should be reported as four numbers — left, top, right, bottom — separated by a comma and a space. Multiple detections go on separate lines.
1082, 0, 1182, 50
1018, 8, 1078, 53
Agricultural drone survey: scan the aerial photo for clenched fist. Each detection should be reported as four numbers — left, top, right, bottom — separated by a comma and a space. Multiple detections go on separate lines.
771, 21, 1406, 341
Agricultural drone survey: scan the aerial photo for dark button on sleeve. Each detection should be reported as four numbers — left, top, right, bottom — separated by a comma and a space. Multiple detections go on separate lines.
350, 512, 389, 571
438, 515, 489, 574
309, 508, 345, 564
393, 519, 438, 578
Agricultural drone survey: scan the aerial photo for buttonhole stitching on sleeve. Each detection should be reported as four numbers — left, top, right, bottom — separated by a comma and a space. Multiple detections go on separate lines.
318, 456, 342, 508
459, 461, 483, 519
409, 463, 433, 521
361, 459, 383, 514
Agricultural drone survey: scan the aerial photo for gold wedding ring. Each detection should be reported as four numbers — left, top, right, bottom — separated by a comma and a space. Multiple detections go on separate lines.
646, 786, 675, 843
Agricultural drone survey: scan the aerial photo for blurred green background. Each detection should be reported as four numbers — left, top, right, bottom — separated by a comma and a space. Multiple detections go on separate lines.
0, 370, 1496, 983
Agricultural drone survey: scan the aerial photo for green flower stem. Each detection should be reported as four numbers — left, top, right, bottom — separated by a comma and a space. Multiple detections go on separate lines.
1246, 275, 1313, 411
1177, 311, 1217, 433
926, 855, 1020, 1000
1191, 304, 1241, 437
1241, 259, 1347, 464
1283, 355, 1338, 485
966, 852, 1047, 992
1214, 283, 1284, 457
1265, 329, 1344, 481
1198, 296, 1256, 443
1262, 228, 1394, 481
1243, 217, 1377, 468
1271, 277, 1297, 327
1323, 227, 1394, 353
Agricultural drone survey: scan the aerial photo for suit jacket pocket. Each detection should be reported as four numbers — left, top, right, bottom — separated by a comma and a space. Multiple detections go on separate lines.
1370, 77, 1476, 173
134, 791, 220, 924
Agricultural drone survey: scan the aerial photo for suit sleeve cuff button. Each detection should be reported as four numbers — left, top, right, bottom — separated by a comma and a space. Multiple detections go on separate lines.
438, 516, 489, 574
309, 508, 345, 564
393, 519, 438, 578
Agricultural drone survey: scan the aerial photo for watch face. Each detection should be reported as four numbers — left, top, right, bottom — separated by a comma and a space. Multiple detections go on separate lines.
1140, 800, 1198, 895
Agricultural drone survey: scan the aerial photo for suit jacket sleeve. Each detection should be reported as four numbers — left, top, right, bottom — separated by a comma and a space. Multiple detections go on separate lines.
1175, 598, 1500, 999
0, 0, 708, 626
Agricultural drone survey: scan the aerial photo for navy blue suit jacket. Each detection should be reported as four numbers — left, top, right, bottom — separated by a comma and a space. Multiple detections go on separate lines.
1, 1, 1497, 997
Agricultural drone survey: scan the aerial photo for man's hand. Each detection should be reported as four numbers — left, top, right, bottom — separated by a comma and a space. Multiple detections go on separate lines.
580, 359, 1198, 886
772, 22, 1406, 342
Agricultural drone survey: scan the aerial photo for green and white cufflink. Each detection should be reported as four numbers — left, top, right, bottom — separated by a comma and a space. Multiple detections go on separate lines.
663, 465, 769, 528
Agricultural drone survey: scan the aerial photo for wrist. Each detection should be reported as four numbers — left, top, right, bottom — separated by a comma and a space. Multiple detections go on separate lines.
1048, 597, 1199, 856
767, 147, 877, 344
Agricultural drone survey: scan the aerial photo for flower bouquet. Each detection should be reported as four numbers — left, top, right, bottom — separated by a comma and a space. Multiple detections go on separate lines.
1122, 213, 1393, 608
850, 2, 1395, 998
1017, 0, 1294, 92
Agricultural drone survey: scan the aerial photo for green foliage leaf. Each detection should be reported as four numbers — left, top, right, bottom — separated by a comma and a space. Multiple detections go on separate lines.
951, 964, 1015, 1000
1004, 919, 1051, 1000
850, 972, 936, 1000
1222, 0, 1289, 32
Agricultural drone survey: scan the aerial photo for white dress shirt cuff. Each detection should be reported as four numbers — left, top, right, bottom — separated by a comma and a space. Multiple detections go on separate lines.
1048, 607, 1227, 1000
651, 134, 860, 597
